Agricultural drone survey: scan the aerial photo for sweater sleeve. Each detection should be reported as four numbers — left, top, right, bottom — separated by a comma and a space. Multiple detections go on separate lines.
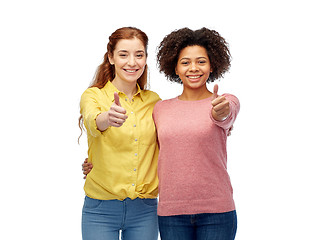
152, 100, 160, 123
210, 93, 240, 131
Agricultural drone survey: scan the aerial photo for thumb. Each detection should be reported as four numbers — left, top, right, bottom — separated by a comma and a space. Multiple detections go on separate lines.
212, 84, 219, 99
114, 92, 121, 106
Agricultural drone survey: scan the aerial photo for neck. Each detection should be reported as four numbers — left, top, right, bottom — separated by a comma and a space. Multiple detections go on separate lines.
112, 79, 137, 100
179, 85, 212, 101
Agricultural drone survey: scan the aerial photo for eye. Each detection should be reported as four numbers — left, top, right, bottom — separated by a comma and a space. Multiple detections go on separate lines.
181, 61, 189, 65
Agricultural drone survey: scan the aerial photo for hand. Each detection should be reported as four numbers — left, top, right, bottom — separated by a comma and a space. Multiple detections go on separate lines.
211, 84, 230, 121
107, 92, 128, 127
96, 92, 128, 131
82, 158, 93, 179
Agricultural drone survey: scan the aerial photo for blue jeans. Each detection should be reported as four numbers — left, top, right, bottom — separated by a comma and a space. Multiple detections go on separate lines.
82, 196, 158, 240
158, 211, 237, 240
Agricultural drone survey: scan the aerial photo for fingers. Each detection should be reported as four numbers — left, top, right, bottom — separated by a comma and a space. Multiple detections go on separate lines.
82, 163, 93, 172
212, 84, 219, 99
108, 94, 128, 127
110, 104, 127, 115
114, 92, 121, 106
82, 158, 93, 179
214, 108, 230, 118
83, 166, 92, 175
212, 96, 229, 111
108, 106, 128, 127
82, 161, 92, 172
211, 95, 230, 120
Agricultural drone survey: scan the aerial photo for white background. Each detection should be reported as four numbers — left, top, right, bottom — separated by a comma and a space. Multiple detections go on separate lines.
1, 0, 321, 239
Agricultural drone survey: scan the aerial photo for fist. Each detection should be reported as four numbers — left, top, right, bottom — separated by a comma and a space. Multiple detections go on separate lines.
211, 84, 230, 121
107, 92, 128, 127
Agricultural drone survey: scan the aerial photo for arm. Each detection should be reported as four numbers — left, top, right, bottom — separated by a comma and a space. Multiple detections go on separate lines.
95, 92, 128, 131
80, 89, 128, 135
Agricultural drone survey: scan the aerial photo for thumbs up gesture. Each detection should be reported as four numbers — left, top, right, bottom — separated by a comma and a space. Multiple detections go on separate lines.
211, 84, 230, 121
107, 92, 128, 127
95, 92, 128, 131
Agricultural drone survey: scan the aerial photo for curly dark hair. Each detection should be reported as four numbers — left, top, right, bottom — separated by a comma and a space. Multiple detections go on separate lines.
157, 27, 231, 83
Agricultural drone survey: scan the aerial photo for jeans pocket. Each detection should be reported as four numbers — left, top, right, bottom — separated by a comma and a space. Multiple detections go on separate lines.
141, 198, 158, 207
84, 196, 103, 209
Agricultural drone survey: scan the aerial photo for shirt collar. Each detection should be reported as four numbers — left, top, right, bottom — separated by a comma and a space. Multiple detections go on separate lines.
103, 81, 144, 102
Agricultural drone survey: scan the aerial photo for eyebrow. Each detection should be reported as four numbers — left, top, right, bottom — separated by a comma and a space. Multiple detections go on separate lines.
179, 56, 208, 61
117, 50, 145, 53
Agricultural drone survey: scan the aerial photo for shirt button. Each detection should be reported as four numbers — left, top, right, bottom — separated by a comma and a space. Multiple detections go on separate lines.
134, 168, 136, 171
133, 124, 136, 127
125, 98, 128, 101
132, 183, 135, 186
131, 112, 134, 114
134, 153, 137, 156
132, 99, 134, 102
135, 138, 138, 141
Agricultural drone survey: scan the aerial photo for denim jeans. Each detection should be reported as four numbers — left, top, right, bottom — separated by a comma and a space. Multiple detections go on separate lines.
82, 196, 158, 240
158, 211, 237, 240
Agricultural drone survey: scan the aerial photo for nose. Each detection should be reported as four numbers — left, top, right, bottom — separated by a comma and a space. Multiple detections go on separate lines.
127, 55, 136, 67
189, 62, 198, 72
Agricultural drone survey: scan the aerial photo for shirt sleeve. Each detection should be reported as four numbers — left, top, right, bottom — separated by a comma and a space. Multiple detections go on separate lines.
80, 87, 105, 137
210, 93, 240, 131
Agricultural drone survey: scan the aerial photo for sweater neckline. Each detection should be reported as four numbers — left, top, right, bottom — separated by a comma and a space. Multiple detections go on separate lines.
175, 96, 212, 103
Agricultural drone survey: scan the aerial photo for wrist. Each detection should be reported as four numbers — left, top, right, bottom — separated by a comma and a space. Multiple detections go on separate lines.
96, 112, 110, 131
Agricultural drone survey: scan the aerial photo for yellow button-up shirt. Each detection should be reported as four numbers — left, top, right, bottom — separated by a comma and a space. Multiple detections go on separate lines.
80, 81, 160, 200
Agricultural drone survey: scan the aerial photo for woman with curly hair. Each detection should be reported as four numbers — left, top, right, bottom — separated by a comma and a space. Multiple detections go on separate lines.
153, 27, 240, 240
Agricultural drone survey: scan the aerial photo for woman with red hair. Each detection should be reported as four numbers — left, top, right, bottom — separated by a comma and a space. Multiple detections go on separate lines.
79, 27, 160, 240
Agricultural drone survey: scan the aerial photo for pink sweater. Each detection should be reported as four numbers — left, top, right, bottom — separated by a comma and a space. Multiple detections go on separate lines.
153, 94, 240, 216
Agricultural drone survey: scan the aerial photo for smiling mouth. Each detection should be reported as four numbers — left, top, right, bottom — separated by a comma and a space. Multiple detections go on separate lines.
124, 69, 139, 73
187, 75, 202, 79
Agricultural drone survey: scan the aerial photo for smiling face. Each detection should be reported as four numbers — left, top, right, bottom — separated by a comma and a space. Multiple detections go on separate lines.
109, 37, 147, 86
176, 45, 212, 90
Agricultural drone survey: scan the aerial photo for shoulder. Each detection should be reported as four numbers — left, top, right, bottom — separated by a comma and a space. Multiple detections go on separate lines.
81, 87, 101, 97
154, 97, 177, 111
142, 89, 161, 99
80, 87, 108, 104
141, 89, 162, 102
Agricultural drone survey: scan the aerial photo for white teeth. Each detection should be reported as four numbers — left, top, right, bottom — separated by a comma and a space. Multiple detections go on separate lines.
125, 69, 136, 73
188, 75, 201, 79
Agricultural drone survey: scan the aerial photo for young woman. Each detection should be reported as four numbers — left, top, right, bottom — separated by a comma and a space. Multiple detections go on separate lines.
153, 27, 240, 240
82, 27, 240, 240
79, 27, 160, 240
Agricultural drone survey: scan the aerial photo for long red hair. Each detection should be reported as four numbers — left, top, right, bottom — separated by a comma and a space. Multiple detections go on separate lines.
78, 27, 149, 141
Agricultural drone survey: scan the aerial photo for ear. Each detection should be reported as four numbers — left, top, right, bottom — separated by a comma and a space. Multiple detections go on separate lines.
175, 67, 178, 75
108, 54, 114, 65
